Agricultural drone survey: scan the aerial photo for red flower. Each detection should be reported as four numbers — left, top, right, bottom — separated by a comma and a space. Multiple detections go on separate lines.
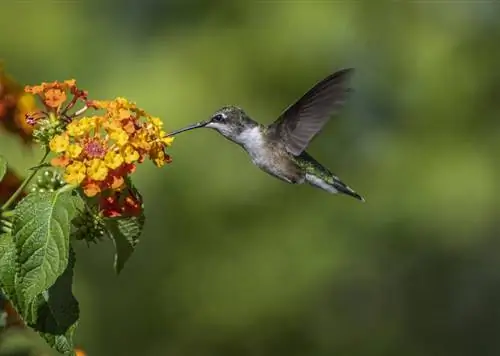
99, 185, 143, 218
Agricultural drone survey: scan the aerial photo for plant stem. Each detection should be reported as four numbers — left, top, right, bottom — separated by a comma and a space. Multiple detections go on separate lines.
1, 150, 49, 211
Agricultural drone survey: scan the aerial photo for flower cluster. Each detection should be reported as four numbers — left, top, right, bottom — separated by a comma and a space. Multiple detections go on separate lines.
24, 78, 87, 114
24, 79, 89, 146
0, 64, 37, 143
48, 98, 174, 197
24, 80, 174, 201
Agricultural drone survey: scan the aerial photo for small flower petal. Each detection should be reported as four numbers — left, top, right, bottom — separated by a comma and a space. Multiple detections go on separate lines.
64, 162, 86, 185
121, 144, 139, 163
67, 144, 83, 158
104, 150, 124, 169
44, 88, 66, 108
49, 134, 70, 153
87, 159, 108, 181
82, 182, 101, 197
109, 128, 128, 146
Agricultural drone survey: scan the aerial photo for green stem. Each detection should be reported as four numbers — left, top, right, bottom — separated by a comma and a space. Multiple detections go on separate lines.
1, 150, 50, 211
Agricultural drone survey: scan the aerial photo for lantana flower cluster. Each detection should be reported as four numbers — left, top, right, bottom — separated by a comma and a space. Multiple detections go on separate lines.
24, 79, 174, 213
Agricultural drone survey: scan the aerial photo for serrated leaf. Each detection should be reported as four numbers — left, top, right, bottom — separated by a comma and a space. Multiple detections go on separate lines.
12, 190, 79, 313
0, 233, 18, 303
40, 323, 78, 356
30, 247, 79, 330
31, 247, 79, 356
105, 213, 145, 274
0, 155, 6, 183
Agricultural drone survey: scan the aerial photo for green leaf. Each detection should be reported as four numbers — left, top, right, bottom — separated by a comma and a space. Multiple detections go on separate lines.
40, 323, 77, 356
105, 213, 145, 274
0, 155, 6, 183
0, 233, 18, 303
12, 190, 79, 314
31, 247, 79, 356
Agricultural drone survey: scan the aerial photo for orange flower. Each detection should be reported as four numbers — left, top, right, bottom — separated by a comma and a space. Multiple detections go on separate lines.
24, 79, 86, 125
44, 88, 67, 108
24, 79, 77, 96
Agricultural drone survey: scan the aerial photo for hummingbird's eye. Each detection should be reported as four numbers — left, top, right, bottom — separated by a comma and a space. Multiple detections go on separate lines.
212, 114, 225, 122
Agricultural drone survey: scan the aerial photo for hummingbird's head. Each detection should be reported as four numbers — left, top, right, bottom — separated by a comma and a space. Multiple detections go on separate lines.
167, 105, 256, 142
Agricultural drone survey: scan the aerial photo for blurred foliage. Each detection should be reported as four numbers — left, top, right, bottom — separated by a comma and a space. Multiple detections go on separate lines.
1, 1, 500, 355
0, 327, 58, 356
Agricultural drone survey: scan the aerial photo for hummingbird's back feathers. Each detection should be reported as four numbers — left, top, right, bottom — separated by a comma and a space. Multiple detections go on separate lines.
268, 68, 354, 156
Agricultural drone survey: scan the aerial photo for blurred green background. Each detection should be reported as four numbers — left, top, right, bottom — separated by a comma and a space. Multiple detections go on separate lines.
2, 1, 500, 355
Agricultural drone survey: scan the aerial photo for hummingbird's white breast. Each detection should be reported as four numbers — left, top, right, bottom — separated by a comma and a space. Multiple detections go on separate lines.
237, 127, 269, 165
236, 126, 302, 184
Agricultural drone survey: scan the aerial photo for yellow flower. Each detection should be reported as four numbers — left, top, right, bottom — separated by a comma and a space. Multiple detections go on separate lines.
64, 161, 86, 185
82, 116, 99, 128
109, 127, 128, 146
67, 144, 83, 158
67, 116, 98, 137
64, 79, 77, 88
151, 148, 166, 167
49, 134, 70, 153
161, 134, 174, 146
118, 108, 131, 120
113, 97, 145, 116
104, 150, 124, 169
66, 121, 85, 137
87, 159, 108, 181
149, 142, 171, 167
103, 119, 120, 131
150, 117, 163, 128
115, 97, 136, 110
89, 100, 108, 110
130, 129, 151, 150
121, 144, 139, 163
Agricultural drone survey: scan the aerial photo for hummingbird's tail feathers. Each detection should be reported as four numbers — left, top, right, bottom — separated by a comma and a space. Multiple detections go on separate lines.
304, 173, 365, 202
331, 177, 365, 202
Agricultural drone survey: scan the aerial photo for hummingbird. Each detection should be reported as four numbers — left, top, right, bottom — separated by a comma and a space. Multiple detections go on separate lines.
168, 68, 364, 202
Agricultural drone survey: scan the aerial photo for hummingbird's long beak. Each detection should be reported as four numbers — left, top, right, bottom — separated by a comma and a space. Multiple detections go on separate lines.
166, 121, 209, 137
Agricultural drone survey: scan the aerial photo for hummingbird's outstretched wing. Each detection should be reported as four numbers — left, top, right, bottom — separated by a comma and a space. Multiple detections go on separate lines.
268, 68, 354, 156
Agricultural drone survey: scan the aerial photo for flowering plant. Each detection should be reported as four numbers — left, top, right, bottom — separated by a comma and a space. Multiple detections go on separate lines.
0, 65, 175, 355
